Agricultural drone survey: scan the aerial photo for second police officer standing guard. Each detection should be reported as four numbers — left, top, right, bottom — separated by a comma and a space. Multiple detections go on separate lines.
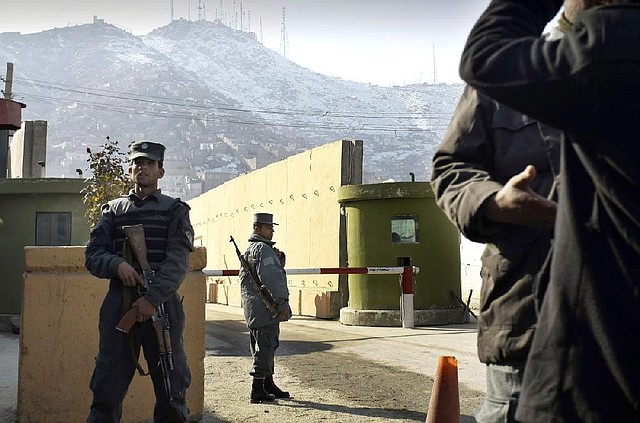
239, 212, 292, 403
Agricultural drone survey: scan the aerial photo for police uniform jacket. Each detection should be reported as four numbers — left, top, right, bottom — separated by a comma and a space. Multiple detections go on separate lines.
461, 1, 640, 421
432, 85, 561, 364
85, 189, 194, 307
239, 234, 290, 329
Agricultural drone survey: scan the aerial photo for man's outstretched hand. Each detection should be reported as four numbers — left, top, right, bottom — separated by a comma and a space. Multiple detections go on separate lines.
485, 165, 557, 227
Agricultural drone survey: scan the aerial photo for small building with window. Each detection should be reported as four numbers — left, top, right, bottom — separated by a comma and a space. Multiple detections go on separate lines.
0, 178, 90, 317
338, 181, 462, 326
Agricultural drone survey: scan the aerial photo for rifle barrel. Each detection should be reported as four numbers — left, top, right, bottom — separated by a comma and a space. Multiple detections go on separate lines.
230, 235, 279, 318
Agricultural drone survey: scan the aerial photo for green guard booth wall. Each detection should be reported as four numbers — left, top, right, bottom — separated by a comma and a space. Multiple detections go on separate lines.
338, 182, 464, 326
0, 178, 90, 318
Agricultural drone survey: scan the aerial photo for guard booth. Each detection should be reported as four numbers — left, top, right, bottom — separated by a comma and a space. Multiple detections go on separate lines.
338, 182, 463, 326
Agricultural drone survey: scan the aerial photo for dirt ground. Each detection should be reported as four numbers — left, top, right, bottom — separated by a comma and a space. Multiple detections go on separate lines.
0, 304, 484, 422
196, 305, 483, 423
198, 352, 483, 423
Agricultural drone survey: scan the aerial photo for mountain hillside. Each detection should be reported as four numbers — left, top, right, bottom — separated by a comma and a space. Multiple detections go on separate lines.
0, 18, 463, 198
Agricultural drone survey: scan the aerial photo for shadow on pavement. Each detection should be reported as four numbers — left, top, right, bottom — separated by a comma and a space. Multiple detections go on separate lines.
205, 319, 332, 357
195, 410, 233, 423
205, 318, 477, 358
272, 398, 426, 421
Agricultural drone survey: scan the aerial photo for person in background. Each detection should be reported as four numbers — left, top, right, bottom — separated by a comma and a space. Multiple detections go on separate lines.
239, 212, 292, 404
85, 140, 194, 422
431, 84, 561, 421
460, 0, 640, 421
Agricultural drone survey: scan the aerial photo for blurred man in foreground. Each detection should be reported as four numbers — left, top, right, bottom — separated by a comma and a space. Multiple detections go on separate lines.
460, 0, 640, 421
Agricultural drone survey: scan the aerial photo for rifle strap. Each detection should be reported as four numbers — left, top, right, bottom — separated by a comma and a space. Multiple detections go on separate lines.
121, 285, 134, 317
122, 242, 151, 377
248, 257, 265, 289
129, 325, 151, 377
121, 243, 134, 315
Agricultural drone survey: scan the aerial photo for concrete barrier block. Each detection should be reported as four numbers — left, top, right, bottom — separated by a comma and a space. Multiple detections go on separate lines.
299, 289, 338, 319
18, 246, 206, 423
207, 282, 218, 303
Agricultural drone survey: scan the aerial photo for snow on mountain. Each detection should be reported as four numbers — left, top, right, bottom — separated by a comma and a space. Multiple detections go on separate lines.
0, 19, 463, 197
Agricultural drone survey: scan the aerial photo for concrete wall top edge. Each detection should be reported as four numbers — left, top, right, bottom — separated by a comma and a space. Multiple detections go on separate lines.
24, 246, 207, 272
0, 178, 87, 194
208, 139, 353, 196
337, 182, 434, 203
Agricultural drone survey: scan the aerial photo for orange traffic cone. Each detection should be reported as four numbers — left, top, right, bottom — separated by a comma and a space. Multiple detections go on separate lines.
425, 356, 460, 423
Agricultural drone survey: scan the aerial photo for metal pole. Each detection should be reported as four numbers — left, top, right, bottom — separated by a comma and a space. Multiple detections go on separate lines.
400, 266, 415, 328
202, 266, 419, 277
203, 266, 420, 328
4, 63, 14, 99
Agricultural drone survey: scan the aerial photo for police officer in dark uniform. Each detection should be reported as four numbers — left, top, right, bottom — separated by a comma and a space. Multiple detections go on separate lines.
85, 140, 194, 423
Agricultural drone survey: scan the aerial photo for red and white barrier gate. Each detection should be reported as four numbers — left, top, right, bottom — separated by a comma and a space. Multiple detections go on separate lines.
203, 266, 419, 328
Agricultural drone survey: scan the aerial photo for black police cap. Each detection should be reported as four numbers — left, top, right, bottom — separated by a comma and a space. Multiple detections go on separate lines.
128, 140, 165, 162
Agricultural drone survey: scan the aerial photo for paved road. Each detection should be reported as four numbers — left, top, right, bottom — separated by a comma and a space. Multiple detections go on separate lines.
0, 332, 19, 422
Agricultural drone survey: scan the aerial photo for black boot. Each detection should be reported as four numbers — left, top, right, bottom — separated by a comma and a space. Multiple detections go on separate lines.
250, 377, 276, 404
265, 375, 290, 398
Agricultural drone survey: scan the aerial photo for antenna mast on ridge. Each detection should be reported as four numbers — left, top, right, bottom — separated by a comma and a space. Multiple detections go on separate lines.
260, 16, 264, 44
433, 44, 438, 84
280, 7, 289, 58
198, 0, 203, 20
233, 0, 238, 29
170, 0, 174, 21
217, 0, 225, 24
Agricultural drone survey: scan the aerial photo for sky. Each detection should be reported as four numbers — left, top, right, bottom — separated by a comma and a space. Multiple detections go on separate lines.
1, 0, 493, 87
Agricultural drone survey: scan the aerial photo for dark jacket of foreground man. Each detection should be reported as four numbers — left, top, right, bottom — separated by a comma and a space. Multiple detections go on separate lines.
460, 1, 640, 422
432, 86, 560, 365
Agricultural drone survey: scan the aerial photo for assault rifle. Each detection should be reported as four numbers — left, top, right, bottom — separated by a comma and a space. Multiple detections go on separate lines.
230, 236, 279, 319
116, 224, 175, 404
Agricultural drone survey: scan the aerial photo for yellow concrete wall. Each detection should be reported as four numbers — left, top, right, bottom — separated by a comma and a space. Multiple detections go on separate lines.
18, 246, 207, 423
207, 284, 339, 319
190, 140, 361, 317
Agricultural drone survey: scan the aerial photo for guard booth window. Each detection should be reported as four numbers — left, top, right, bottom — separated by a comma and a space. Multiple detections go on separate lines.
36, 212, 71, 246
391, 215, 419, 243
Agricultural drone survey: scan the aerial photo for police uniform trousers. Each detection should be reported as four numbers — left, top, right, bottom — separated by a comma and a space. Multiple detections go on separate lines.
249, 322, 280, 377
87, 289, 191, 423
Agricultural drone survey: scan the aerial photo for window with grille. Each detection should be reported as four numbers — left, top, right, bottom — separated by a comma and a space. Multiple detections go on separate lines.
36, 212, 71, 246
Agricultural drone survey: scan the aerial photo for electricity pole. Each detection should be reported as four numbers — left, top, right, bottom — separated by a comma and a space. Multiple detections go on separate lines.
3, 63, 13, 99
